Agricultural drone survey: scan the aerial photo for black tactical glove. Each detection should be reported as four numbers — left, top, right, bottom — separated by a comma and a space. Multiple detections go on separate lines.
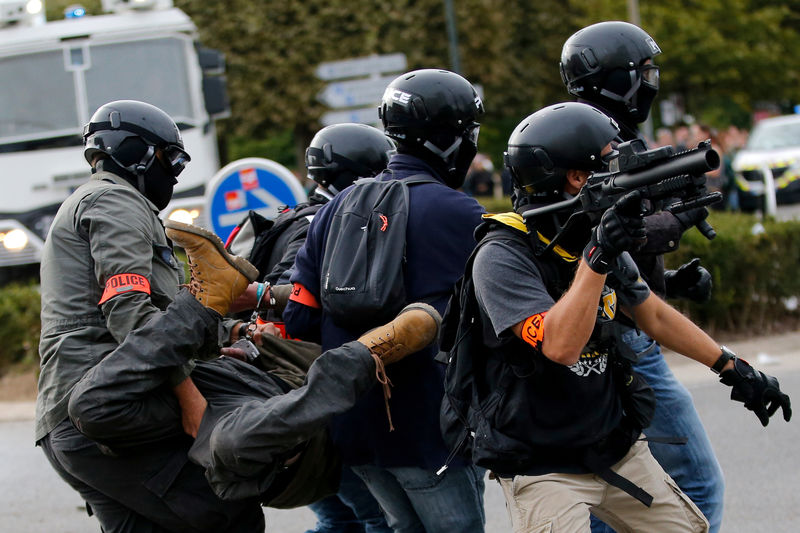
664, 258, 712, 302
719, 357, 792, 427
583, 191, 647, 274
668, 206, 709, 232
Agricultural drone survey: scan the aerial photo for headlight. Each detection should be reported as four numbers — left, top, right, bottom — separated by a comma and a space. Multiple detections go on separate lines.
167, 208, 201, 225
26, 0, 43, 15
2, 229, 29, 251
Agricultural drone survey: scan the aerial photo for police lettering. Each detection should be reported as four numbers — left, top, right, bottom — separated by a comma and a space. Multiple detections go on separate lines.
98, 273, 152, 304
108, 274, 147, 290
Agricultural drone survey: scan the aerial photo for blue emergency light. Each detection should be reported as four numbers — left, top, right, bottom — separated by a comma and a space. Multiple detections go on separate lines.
64, 4, 86, 18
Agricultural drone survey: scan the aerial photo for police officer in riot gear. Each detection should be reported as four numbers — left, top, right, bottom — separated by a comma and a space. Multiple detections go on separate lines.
83, 99, 190, 210
306, 122, 396, 194
561, 21, 662, 139
460, 101, 790, 532
285, 69, 488, 532
560, 21, 712, 300
379, 68, 483, 189
37, 100, 264, 532
225, 123, 398, 533
560, 22, 725, 532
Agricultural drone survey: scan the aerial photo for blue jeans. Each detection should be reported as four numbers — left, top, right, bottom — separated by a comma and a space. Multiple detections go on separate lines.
351, 464, 486, 533
591, 329, 724, 533
306, 466, 392, 533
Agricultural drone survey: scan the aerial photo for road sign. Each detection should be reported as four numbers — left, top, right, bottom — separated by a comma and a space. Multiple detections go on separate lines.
205, 158, 307, 242
317, 75, 397, 109
320, 107, 380, 127
315, 53, 407, 81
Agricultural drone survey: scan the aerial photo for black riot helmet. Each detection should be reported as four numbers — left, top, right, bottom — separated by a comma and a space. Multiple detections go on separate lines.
505, 102, 619, 199
560, 21, 661, 126
83, 100, 190, 210
305, 123, 396, 194
379, 69, 484, 188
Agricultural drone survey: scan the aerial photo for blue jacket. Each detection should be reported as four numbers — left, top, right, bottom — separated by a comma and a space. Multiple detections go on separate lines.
284, 154, 486, 467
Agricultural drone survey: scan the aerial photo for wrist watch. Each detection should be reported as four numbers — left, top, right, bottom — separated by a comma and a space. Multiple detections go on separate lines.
711, 345, 737, 374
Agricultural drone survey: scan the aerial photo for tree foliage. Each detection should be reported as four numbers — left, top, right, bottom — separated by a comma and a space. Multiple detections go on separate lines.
42, 0, 800, 165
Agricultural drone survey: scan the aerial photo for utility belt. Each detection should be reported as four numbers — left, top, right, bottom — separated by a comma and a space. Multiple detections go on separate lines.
581, 416, 652, 507
504, 416, 656, 507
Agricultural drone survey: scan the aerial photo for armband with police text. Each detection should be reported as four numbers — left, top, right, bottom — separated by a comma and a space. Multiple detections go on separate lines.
520, 312, 546, 350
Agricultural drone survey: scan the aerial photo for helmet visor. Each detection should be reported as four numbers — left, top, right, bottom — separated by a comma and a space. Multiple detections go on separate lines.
466, 124, 481, 146
161, 144, 191, 177
639, 64, 659, 89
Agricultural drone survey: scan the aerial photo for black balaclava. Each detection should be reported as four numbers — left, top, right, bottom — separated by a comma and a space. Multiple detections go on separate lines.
143, 162, 178, 211
398, 127, 477, 189
94, 137, 176, 210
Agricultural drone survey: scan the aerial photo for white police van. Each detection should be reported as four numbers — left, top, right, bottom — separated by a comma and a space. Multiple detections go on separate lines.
0, 0, 228, 271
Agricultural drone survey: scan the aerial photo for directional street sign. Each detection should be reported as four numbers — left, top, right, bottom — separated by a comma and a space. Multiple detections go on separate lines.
205, 158, 307, 242
316, 53, 407, 127
317, 75, 397, 109
320, 107, 380, 127
316, 53, 407, 81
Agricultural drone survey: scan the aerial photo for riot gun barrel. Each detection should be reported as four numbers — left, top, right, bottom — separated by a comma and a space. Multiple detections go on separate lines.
605, 146, 720, 193
520, 196, 580, 220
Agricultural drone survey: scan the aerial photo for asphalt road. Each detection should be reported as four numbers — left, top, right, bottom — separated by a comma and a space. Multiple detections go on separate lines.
2, 343, 799, 533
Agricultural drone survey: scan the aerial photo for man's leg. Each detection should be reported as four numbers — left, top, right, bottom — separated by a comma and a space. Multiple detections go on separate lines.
591, 330, 724, 533
306, 495, 364, 533
336, 466, 392, 533
496, 471, 602, 533
196, 303, 443, 502
593, 440, 709, 533
68, 290, 221, 448
350, 465, 424, 533
70, 220, 258, 448
305, 466, 392, 533
40, 423, 170, 533
631, 331, 725, 532
352, 464, 486, 533
41, 418, 264, 533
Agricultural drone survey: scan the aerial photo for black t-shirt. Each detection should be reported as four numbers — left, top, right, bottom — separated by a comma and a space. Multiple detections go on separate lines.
471, 220, 649, 466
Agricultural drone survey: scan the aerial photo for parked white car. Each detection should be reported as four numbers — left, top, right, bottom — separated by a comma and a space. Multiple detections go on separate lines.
732, 114, 800, 213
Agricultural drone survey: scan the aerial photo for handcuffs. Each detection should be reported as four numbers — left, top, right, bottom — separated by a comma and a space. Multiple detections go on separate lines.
231, 282, 275, 362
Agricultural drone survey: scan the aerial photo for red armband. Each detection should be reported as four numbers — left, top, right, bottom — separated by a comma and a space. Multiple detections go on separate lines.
289, 282, 321, 309
520, 312, 546, 350
99, 273, 151, 304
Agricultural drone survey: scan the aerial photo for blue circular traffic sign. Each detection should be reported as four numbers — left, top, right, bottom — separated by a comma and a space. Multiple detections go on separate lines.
205, 158, 307, 242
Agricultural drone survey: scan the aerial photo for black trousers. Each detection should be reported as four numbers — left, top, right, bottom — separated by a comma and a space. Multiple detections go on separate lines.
40, 290, 265, 533
43, 289, 380, 532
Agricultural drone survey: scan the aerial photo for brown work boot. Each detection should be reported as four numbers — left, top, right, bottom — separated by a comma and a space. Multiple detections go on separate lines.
357, 303, 442, 365
164, 220, 259, 315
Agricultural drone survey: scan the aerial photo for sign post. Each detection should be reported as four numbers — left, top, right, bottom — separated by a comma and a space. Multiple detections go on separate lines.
204, 158, 307, 242
316, 53, 407, 127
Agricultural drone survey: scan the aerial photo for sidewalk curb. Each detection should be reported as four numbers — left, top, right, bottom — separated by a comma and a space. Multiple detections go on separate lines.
0, 401, 35, 423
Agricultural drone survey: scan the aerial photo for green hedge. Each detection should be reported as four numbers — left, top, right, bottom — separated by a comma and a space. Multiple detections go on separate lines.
665, 212, 800, 335
0, 282, 41, 373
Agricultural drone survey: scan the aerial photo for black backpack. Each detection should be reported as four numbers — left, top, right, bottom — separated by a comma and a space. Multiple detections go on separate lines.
437, 231, 519, 471
228, 202, 323, 284
319, 173, 439, 331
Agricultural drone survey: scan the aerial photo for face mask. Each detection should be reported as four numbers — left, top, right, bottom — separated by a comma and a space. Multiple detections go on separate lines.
629, 84, 658, 124
143, 162, 177, 211
445, 126, 480, 189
